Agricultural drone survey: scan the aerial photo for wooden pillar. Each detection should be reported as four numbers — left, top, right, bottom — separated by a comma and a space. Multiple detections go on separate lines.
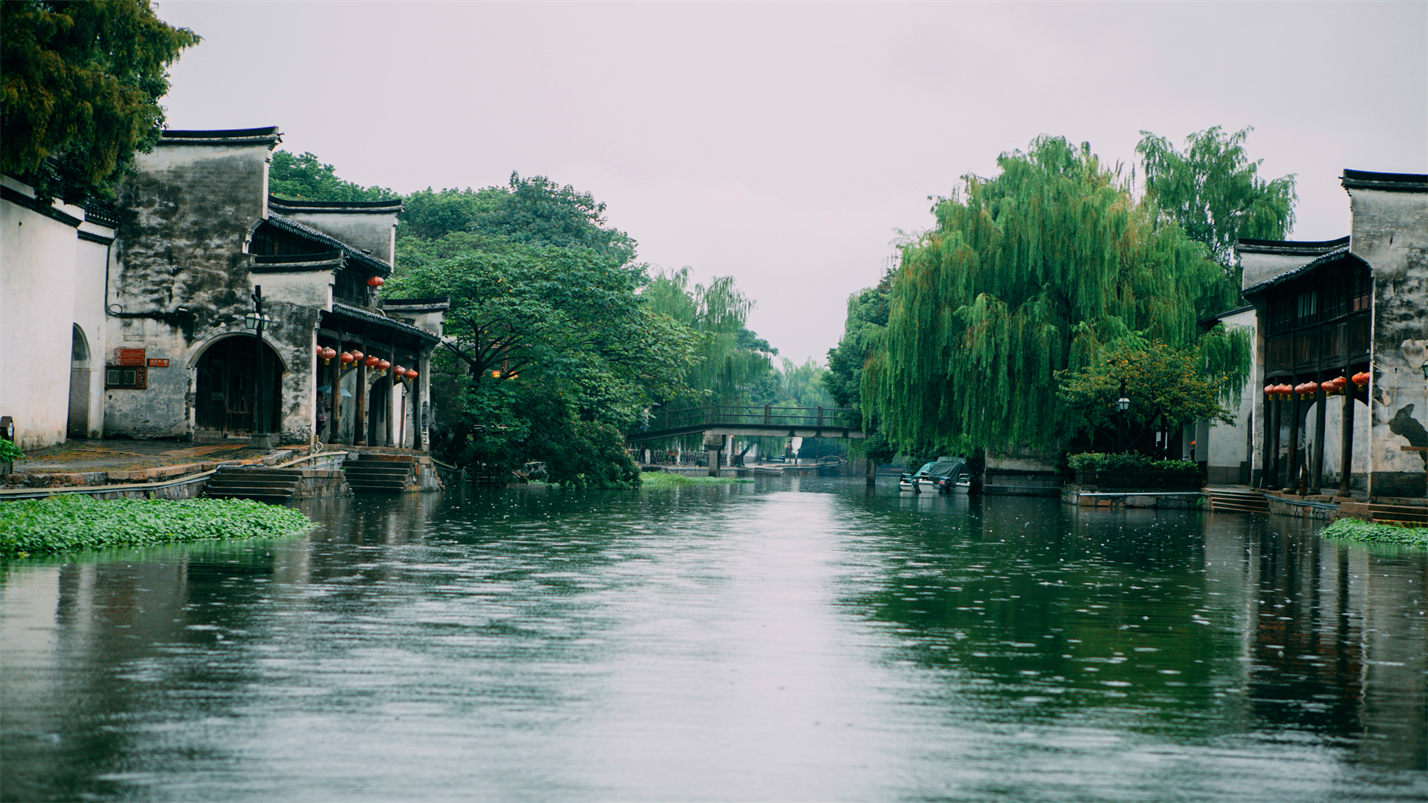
1284, 387, 1302, 492
1310, 381, 1327, 495
1337, 372, 1355, 497
866, 454, 876, 488
329, 324, 343, 445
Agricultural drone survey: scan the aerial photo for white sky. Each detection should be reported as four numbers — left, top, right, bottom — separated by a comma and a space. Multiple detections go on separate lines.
153, 1, 1427, 364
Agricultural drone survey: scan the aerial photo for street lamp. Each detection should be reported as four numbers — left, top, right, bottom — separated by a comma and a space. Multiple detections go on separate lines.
244, 286, 273, 447
1115, 378, 1131, 453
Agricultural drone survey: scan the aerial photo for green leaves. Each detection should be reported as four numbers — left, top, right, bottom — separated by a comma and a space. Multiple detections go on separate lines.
268, 151, 396, 202
864, 135, 1237, 456
1137, 126, 1297, 273
1, 0, 200, 202
0, 495, 311, 559
1057, 339, 1242, 439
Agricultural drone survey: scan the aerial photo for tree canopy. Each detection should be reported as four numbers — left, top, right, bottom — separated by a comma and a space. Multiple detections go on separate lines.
864, 136, 1239, 456
1, 0, 200, 202
268, 151, 395, 202
1137, 126, 1297, 271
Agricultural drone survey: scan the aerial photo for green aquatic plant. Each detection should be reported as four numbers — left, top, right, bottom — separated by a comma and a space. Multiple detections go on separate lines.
638, 472, 753, 487
0, 494, 312, 559
1320, 518, 1428, 547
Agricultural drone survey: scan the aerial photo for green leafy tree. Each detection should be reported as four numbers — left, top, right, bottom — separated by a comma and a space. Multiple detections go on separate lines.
1137, 126, 1297, 272
1058, 338, 1245, 453
866, 136, 1238, 456
2, 0, 200, 202
268, 151, 395, 201
643, 267, 776, 408
824, 270, 891, 417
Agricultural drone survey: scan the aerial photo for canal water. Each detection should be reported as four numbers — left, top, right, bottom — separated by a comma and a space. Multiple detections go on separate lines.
2, 477, 1425, 802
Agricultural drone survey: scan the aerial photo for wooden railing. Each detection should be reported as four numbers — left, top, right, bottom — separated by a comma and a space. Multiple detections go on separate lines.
638, 404, 859, 436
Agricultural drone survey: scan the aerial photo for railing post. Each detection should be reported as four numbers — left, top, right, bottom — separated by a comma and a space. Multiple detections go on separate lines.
764, 405, 771, 425
817, 406, 824, 427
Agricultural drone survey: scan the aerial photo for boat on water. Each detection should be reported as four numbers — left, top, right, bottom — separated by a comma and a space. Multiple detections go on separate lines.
898, 458, 971, 494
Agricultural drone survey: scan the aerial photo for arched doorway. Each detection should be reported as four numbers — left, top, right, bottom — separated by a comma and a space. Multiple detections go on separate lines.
195, 336, 284, 436
67, 324, 91, 438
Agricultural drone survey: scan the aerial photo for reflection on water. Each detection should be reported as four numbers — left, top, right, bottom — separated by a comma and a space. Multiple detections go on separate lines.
2, 479, 1424, 802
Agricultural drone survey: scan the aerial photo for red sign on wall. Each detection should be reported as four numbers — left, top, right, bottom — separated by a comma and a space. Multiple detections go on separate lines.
147, 358, 169, 368
113, 348, 146, 366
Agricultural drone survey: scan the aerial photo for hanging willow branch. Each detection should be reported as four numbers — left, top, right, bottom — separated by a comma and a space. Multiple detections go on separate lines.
865, 136, 1238, 454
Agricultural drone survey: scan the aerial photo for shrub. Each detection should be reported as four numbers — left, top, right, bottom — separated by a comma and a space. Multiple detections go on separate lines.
1321, 518, 1428, 547
1067, 452, 1197, 474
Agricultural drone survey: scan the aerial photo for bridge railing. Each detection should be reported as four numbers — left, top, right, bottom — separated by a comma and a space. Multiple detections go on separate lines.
641, 404, 859, 434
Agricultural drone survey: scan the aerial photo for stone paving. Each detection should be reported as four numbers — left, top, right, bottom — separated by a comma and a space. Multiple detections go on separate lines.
2, 439, 287, 491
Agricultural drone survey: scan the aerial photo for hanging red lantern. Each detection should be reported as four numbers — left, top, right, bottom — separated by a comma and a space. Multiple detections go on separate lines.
1278, 384, 1293, 396
350, 350, 364, 362
340, 352, 355, 366
377, 359, 390, 373
367, 276, 385, 288
364, 355, 379, 368
1352, 372, 1369, 386
1332, 376, 1348, 391
405, 368, 418, 380
1320, 380, 1336, 394
394, 365, 405, 377
1264, 384, 1275, 395
320, 347, 337, 365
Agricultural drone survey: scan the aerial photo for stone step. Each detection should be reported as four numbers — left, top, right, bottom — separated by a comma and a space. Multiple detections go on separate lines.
344, 464, 413, 475
204, 490, 294, 504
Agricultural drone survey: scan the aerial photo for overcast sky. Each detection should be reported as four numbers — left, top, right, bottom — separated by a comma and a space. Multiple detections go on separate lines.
154, 1, 1427, 364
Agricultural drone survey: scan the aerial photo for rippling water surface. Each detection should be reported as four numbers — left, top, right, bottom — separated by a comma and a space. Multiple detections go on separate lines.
3, 477, 1425, 802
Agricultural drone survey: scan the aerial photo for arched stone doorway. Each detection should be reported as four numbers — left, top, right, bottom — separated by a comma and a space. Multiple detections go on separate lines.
194, 336, 284, 437
67, 324, 91, 438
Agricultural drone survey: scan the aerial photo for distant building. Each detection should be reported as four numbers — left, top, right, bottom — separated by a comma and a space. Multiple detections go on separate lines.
0, 127, 445, 453
1231, 170, 1427, 499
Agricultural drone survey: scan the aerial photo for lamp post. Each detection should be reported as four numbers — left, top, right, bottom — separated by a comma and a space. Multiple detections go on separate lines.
1115, 378, 1131, 454
243, 286, 274, 449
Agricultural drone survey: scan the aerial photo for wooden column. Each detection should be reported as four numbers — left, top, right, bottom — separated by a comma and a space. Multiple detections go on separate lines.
1310, 381, 1327, 494
866, 455, 876, 488
1337, 372, 1355, 497
329, 324, 343, 445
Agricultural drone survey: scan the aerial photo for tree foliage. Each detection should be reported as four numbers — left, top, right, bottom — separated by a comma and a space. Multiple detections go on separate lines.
1137, 126, 1297, 271
865, 136, 1238, 456
1, 0, 200, 202
1057, 339, 1242, 451
824, 270, 891, 416
268, 151, 394, 202
643, 267, 776, 407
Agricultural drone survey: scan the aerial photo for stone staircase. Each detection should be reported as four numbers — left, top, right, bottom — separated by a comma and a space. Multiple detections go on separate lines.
203, 466, 301, 504
343, 454, 417, 493
1204, 487, 1269, 514
1368, 502, 1428, 526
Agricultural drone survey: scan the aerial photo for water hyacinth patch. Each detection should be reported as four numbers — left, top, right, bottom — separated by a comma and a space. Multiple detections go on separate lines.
1321, 518, 1428, 547
0, 495, 312, 559
638, 472, 753, 487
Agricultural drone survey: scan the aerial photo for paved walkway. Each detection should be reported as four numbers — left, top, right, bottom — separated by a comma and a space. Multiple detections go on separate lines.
3, 439, 282, 492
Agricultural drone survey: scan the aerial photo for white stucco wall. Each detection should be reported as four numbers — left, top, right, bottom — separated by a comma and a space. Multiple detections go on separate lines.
0, 177, 113, 451
1204, 308, 1257, 484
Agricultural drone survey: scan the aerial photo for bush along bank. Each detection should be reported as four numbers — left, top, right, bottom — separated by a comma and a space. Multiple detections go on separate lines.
0, 495, 312, 559
1321, 518, 1428, 547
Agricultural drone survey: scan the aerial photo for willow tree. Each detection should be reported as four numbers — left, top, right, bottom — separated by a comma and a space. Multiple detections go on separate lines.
644, 267, 775, 407
865, 136, 1237, 455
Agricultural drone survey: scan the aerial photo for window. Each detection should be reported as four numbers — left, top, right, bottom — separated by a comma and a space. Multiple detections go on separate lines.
105, 365, 147, 390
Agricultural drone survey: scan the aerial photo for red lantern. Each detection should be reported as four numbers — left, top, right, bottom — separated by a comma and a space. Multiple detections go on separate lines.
340, 351, 355, 366
364, 355, 379, 368
367, 276, 385, 288
394, 366, 405, 377
351, 350, 364, 362
320, 347, 337, 365
377, 359, 390, 373
1320, 380, 1336, 394
405, 368, 418, 380
1352, 371, 1370, 386
1277, 384, 1292, 396
1264, 384, 1275, 395
1333, 376, 1348, 391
